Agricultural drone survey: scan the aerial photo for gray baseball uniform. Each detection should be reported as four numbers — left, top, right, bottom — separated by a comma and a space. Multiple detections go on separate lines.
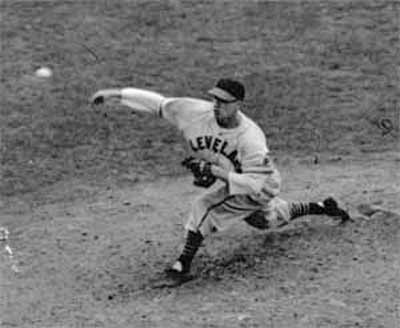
119, 88, 291, 236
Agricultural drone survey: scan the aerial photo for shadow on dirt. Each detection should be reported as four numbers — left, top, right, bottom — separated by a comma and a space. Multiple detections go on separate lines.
203, 211, 398, 274
97, 209, 399, 300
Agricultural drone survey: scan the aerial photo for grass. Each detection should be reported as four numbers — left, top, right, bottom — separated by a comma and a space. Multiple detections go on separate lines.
1, 0, 399, 196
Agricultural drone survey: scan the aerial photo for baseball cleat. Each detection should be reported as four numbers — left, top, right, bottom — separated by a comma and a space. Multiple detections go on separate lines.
151, 264, 194, 289
322, 197, 352, 223
164, 261, 193, 283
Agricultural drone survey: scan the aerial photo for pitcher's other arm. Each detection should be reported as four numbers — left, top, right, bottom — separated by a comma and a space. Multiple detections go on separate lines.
226, 135, 276, 196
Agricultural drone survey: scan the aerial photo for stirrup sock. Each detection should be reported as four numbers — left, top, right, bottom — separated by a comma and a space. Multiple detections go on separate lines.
289, 202, 325, 220
177, 230, 203, 270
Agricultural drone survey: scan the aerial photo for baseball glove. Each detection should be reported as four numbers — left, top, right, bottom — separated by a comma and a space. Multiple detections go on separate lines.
181, 157, 217, 188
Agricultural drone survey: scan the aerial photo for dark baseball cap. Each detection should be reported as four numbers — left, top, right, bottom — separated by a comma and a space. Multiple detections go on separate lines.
208, 78, 245, 102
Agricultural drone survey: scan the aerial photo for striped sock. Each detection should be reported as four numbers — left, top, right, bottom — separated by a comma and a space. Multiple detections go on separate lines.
177, 230, 204, 272
289, 202, 325, 220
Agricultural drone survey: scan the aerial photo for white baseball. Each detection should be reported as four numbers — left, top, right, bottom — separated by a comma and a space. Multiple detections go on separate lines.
35, 67, 53, 78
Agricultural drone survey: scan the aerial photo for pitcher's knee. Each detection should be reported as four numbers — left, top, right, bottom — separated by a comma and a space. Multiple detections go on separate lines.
185, 217, 216, 238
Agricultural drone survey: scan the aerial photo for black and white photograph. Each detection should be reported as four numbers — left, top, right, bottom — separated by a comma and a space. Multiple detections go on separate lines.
1, 1, 399, 327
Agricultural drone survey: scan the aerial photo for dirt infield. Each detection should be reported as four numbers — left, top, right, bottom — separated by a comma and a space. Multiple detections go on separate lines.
1, 152, 399, 327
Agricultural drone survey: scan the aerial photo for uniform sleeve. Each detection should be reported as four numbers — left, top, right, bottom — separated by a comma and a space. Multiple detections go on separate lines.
160, 97, 212, 131
120, 88, 165, 115
228, 130, 276, 196
120, 89, 212, 130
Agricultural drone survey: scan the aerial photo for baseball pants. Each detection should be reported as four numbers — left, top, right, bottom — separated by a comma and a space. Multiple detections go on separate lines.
185, 174, 290, 237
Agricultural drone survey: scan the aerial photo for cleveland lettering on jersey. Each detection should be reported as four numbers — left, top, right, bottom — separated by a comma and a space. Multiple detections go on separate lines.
189, 135, 241, 172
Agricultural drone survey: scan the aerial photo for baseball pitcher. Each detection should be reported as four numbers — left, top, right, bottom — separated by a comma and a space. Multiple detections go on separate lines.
90, 78, 350, 281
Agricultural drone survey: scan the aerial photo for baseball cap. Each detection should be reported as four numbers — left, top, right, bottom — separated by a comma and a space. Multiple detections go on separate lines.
208, 78, 245, 102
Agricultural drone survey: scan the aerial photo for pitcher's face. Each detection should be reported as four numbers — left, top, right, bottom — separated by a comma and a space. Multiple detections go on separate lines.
213, 97, 240, 127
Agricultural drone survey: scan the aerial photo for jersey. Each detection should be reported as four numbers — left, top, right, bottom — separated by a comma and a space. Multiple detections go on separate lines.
160, 97, 279, 197
119, 88, 279, 199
